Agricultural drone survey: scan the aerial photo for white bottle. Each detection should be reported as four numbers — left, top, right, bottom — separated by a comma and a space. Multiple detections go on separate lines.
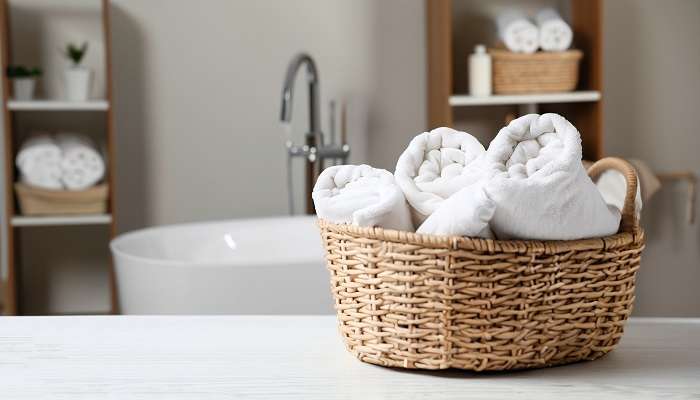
469, 44, 491, 97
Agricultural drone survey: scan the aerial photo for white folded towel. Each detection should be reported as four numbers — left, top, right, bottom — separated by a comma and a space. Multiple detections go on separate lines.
55, 133, 106, 190
535, 8, 573, 52
16, 133, 63, 190
496, 10, 539, 54
592, 168, 643, 221
312, 164, 413, 231
395, 127, 487, 226
482, 114, 620, 240
416, 180, 495, 238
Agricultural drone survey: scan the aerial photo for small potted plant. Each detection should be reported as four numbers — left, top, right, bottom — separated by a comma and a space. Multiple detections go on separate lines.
7, 65, 41, 101
63, 42, 91, 101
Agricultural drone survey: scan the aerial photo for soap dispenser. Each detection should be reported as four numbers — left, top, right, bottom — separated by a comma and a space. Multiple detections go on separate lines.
469, 44, 492, 97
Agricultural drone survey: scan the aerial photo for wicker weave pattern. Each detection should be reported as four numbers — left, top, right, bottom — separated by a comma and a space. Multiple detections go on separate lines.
15, 183, 108, 215
491, 49, 582, 94
319, 158, 645, 371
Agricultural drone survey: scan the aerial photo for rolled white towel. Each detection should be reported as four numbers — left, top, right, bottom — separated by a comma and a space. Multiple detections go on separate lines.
496, 10, 539, 54
482, 113, 620, 240
16, 133, 63, 190
416, 180, 495, 238
312, 164, 413, 231
395, 127, 487, 226
55, 133, 106, 190
535, 8, 573, 52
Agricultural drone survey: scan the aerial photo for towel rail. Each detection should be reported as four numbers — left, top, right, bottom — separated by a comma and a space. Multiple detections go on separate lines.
656, 171, 697, 225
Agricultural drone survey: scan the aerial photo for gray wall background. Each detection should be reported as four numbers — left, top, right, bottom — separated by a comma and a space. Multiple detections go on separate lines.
603, 0, 700, 316
0, 0, 697, 316
110, 0, 426, 231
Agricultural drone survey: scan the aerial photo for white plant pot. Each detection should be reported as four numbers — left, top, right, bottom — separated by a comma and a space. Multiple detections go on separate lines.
64, 67, 93, 102
12, 78, 37, 101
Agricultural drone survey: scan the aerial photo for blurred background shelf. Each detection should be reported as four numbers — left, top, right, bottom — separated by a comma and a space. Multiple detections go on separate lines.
449, 91, 601, 107
0, 0, 117, 315
11, 214, 112, 227
7, 99, 109, 111
427, 0, 603, 160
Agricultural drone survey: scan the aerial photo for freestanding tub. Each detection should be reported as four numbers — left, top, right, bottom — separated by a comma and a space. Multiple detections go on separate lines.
110, 216, 333, 314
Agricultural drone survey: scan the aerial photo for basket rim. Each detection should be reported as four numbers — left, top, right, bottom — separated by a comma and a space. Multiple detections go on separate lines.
489, 48, 583, 61
318, 218, 644, 254
15, 182, 109, 194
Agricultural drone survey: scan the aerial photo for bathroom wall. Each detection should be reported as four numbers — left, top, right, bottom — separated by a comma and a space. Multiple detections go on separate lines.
603, 0, 700, 316
110, 0, 426, 231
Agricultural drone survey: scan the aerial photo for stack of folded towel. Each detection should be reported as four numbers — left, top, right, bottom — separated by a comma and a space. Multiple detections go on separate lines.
16, 132, 105, 191
313, 113, 641, 241
497, 8, 572, 53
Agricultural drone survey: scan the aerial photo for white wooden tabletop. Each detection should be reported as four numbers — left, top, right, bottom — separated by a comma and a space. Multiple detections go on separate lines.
0, 316, 698, 399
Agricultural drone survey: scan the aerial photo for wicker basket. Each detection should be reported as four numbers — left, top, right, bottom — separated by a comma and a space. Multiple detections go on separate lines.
319, 158, 644, 371
490, 49, 582, 94
15, 183, 108, 215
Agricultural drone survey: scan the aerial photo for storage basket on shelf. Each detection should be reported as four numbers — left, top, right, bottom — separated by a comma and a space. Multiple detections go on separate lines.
490, 49, 582, 94
318, 158, 644, 371
15, 183, 108, 215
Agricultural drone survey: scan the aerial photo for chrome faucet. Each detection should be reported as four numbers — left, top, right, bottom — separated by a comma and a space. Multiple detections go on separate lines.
281, 53, 321, 148
280, 53, 350, 214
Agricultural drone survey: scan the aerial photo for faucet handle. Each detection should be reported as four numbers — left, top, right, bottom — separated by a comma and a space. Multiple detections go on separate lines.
308, 146, 317, 163
340, 100, 347, 147
329, 100, 336, 146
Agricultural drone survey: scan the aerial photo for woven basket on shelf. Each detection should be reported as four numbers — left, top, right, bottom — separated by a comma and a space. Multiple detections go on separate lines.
490, 49, 582, 94
15, 183, 108, 215
319, 157, 644, 371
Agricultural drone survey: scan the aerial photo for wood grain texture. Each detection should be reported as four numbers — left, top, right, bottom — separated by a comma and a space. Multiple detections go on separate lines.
426, 0, 452, 128
571, 0, 603, 159
0, 316, 697, 399
102, 0, 118, 314
0, 0, 17, 315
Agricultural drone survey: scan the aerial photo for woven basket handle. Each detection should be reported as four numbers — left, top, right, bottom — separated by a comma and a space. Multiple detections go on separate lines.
587, 157, 639, 233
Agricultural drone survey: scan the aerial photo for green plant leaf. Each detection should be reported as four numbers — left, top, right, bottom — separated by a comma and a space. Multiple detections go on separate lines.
6, 65, 41, 78
65, 41, 89, 65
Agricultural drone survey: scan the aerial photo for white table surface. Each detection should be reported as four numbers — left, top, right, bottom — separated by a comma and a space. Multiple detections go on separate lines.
0, 316, 698, 399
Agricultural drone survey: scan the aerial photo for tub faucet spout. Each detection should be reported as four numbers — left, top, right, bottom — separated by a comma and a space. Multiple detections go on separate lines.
280, 53, 320, 144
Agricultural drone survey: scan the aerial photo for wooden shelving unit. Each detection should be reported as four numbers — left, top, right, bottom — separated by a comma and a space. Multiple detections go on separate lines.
0, 0, 117, 315
449, 91, 601, 107
7, 100, 110, 111
11, 214, 112, 227
426, 0, 604, 160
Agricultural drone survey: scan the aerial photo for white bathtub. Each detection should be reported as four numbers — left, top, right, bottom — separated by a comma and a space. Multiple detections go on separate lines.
110, 216, 333, 314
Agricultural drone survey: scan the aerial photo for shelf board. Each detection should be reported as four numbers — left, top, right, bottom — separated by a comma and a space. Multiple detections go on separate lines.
7, 100, 110, 111
11, 214, 112, 227
449, 91, 601, 107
